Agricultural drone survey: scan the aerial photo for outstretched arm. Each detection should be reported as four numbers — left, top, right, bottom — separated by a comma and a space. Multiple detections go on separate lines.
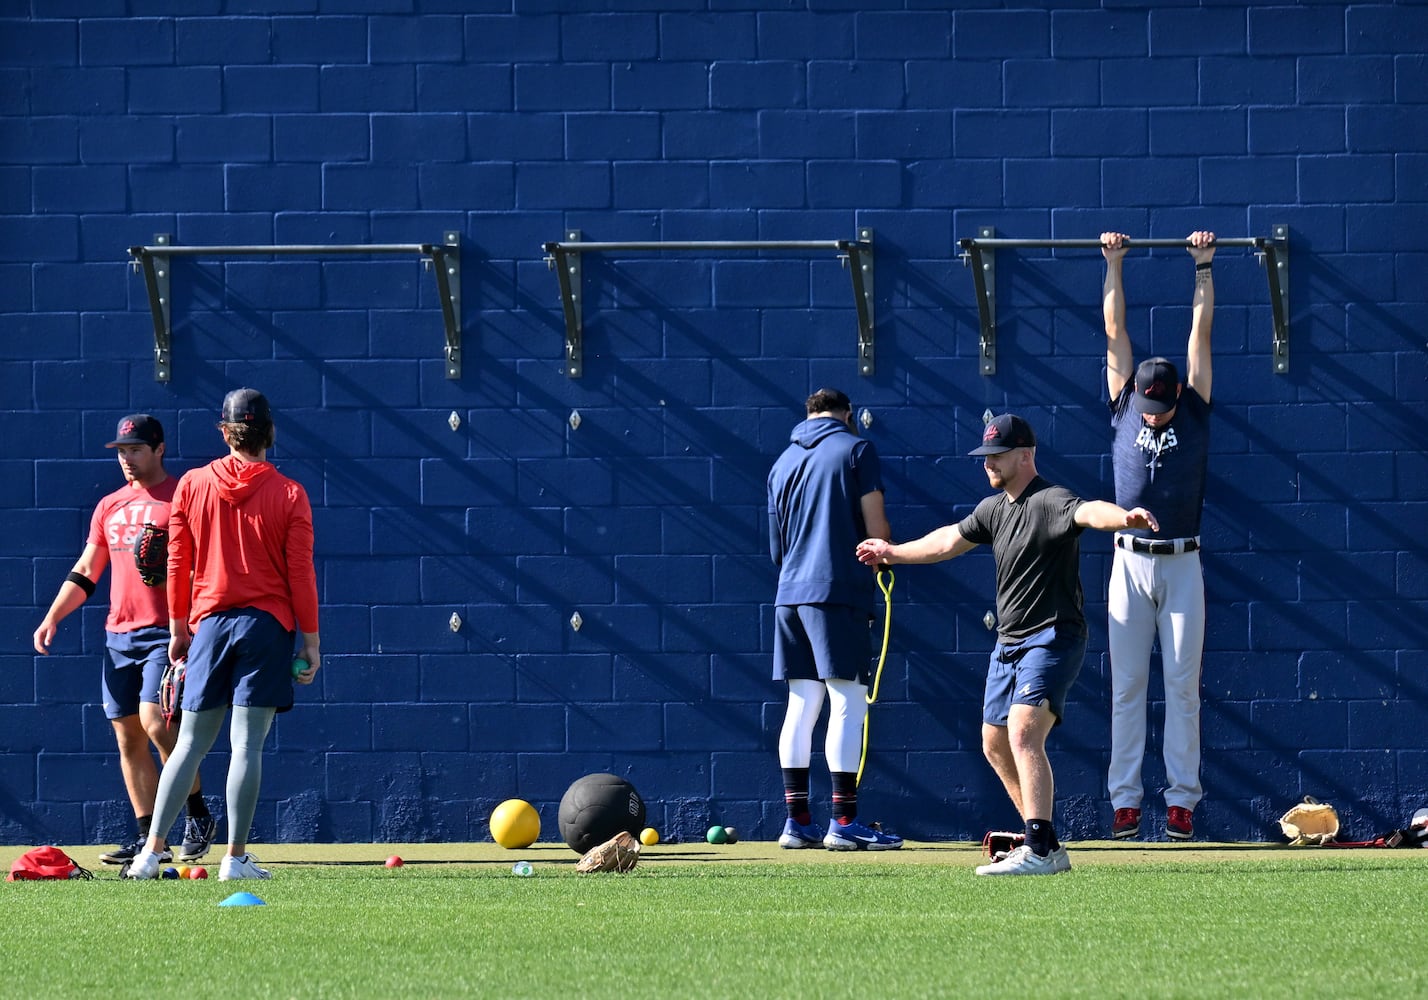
1186, 230, 1215, 404
856, 524, 976, 567
1102, 232, 1133, 400
1074, 501, 1159, 534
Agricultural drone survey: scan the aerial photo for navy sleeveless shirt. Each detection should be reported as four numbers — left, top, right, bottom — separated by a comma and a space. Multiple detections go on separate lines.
1110, 381, 1211, 540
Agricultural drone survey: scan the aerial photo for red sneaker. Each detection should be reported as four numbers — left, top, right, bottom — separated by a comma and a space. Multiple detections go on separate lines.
1111, 807, 1141, 840
1167, 806, 1194, 841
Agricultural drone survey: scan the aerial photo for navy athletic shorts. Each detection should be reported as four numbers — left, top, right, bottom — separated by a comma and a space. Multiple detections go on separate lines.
102, 625, 170, 719
982, 623, 1087, 727
773, 603, 872, 685
182, 607, 296, 713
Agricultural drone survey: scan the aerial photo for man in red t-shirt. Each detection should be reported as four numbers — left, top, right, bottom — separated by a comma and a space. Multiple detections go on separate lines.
33, 414, 215, 866
124, 389, 320, 882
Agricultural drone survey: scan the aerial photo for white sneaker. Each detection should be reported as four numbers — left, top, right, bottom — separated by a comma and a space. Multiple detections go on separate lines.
975, 844, 1071, 876
219, 853, 271, 881
121, 849, 163, 880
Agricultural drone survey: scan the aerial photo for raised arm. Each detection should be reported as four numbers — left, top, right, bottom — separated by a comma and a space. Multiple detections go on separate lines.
855, 524, 976, 567
1185, 230, 1215, 404
1102, 232, 1134, 400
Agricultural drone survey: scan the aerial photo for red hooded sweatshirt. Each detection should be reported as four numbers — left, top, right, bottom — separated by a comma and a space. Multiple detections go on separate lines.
167, 454, 318, 636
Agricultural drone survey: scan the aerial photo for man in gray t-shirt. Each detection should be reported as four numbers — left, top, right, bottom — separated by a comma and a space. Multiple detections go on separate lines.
1101, 231, 1216, 844
857, 413, 1157, 876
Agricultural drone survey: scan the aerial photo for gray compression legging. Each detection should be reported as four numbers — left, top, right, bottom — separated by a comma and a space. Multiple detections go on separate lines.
150, 704, 277, 850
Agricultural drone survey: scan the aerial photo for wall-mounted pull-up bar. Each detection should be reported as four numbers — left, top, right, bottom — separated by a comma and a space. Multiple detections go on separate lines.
957, 225, 1290, 375
127, 232, 462, 382
541, 230, 875, 378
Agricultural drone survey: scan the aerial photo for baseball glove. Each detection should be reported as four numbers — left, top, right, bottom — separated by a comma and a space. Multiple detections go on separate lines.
575, 831, 641, 873
1279, 797, 1340, 845
158, 660, 184, 727
982, 830, 1024, 860
133, 523, 168, 587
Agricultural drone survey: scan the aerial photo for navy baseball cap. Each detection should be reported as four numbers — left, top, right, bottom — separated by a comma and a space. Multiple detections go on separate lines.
968, 413, 1036, 455
1133, 357, 1180, 414
221, 387, 272, 425
106, 414, 164, 448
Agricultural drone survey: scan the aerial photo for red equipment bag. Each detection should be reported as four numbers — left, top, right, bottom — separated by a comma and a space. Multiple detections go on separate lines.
7, 845, 94, 881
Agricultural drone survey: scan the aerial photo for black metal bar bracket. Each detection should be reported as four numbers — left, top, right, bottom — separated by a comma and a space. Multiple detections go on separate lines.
540, 231, 876, 378
957, 226, 1291, 375
126, 233, 463, 381
1261, 224, 1290, 374
961, 226, 998, 375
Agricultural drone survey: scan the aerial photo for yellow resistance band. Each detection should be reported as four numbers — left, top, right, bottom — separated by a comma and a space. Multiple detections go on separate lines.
856, 567, 895, 787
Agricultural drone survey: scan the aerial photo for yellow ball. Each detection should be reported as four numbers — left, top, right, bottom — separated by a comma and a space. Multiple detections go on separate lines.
639, 827, 660, 846
490, 798, 541, 849
176, 865, 191, 879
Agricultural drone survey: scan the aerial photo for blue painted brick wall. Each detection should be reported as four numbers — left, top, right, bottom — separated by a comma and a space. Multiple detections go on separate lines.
2, 2, 1425, 850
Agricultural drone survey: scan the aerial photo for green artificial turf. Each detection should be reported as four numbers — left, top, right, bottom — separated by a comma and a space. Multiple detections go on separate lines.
2, 848, 1425, 998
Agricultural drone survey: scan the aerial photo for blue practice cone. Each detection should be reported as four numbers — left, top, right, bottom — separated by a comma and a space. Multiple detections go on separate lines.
219, 891, 266, 907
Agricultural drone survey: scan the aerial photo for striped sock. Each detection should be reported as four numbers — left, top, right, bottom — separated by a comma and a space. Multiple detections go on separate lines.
831, 771, 858, 824
782, 767, 811, 825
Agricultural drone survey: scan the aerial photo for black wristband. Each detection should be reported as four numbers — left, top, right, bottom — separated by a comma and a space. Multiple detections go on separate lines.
66, 571, 96, 597
1195, 261, 1213, 271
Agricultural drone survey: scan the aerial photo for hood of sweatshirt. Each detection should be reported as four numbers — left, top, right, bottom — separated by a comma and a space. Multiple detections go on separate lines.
211, 454, 277, 507
788, 416, 852, 449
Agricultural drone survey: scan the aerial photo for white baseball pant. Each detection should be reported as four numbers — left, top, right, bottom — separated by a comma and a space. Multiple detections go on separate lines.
1107, 546, 1205, 811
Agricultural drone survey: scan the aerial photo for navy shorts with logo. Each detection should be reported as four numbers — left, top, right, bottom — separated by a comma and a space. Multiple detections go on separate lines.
982, 623, 1088, 727
182, 608, 296, 713
773, 603, 872, 686
102, 625, 170, 720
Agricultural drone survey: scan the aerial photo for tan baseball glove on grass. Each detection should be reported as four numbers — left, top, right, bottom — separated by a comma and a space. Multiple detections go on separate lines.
1279, 797, 1339, 846
575, 831, 641, 873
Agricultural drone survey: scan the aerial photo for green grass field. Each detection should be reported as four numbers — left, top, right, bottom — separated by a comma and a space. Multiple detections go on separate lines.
3, 840, 1425, 998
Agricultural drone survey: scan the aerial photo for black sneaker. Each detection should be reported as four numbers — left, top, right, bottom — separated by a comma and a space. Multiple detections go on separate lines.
100, 839, 173, 866
179, 816, 218, 862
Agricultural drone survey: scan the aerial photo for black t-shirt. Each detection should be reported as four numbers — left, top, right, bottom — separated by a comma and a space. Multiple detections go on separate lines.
956, 477, 1087, 641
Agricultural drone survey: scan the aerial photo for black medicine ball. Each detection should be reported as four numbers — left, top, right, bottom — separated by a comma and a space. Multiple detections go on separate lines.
557, 772, 646, 854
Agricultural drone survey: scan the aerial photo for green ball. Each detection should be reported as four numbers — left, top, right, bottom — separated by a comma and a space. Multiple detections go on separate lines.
706, 825, 728, 845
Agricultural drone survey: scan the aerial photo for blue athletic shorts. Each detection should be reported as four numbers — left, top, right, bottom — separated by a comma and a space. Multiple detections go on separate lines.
773, 603, 872, 685
982, 623, 1087, 727
182, 608, 296, 713
102, 626, 170, 719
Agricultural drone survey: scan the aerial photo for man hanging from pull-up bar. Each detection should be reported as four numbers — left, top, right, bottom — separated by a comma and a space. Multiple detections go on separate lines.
1100, 231, 1216, 843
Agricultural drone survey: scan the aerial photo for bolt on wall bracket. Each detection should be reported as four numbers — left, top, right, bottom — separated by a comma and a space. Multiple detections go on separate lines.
958, 227, 1291, 374
127, 232, 463, 382
541, 230, 875, 378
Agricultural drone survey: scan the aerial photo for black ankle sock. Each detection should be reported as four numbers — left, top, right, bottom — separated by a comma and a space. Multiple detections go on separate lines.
830, 772, 858, 824
137, 814, 152, 839
782, 767, 811, 825
186, 792, 210, 819
1025, 818, 1059, 856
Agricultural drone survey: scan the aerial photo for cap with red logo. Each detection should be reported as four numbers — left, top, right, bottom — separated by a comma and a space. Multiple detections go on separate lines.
105, 414, 164, 449
221, 387, 272, 426
1132, 357, 1180, 415
968, 413, 1036, 456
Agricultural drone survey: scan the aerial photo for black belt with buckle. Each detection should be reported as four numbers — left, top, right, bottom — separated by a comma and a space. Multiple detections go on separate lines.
1115, 535, 1199, 555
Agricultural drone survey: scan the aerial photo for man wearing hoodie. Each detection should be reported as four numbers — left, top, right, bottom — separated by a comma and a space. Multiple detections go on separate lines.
767, 388, 901, 851
124, 388, 320, 881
